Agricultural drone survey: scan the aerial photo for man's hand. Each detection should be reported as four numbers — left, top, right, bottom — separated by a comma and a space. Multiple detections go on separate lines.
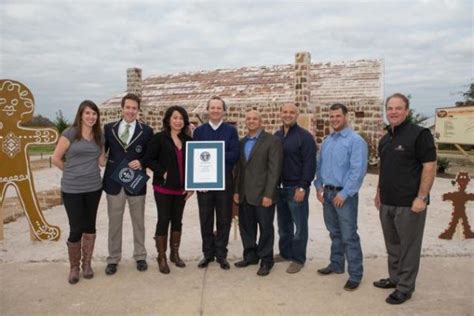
294, 189, 305, 203
184, 191, 194, 201
262, 197, 273, 208
128, 159, 142, 170
411, 197, 427, 213
374, 190, 381, 210
233, 194, 240, 205
332, 194, 345, 208
316, 190, 324, 204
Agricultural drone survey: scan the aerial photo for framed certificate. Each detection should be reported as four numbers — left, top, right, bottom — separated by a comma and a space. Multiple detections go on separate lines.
185, 141, 225, 190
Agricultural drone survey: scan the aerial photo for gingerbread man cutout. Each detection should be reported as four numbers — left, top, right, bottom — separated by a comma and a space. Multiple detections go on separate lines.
0, 79, 61, 241
439, 172, 474, 240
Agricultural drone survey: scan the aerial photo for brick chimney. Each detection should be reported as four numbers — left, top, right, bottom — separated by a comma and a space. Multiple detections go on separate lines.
126, 68, 142, 98
294, 52, 311, 113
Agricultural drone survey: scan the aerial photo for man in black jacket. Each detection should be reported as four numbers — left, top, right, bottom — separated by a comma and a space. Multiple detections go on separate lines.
103, 93, 154, 275
374, 93, 436, 304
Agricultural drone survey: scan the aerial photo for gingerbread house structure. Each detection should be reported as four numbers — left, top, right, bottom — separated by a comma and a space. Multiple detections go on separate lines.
99, 52, 384, 150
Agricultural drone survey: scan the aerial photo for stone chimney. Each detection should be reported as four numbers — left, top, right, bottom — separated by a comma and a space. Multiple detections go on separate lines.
294, 52, 311, 113
126, 68, 142, 98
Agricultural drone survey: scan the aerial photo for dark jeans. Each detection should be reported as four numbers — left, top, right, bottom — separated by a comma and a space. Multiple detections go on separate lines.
276, 186, 309, 265
380, 204, 427, 294
323, 190, 363, 283
154, 192, 186, 236
238, 200, 275, 267
62, 189, 102, 242
197, 173, 233, 259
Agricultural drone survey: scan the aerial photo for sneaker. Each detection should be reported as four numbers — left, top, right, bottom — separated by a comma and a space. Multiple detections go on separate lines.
286, 262, 303, 274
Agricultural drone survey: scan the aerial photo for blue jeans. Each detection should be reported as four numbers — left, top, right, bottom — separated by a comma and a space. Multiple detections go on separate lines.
276, 187, 309, 264
323, 189, 363, 283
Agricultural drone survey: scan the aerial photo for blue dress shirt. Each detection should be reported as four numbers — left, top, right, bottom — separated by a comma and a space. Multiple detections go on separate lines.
314, 127, 368, 200
244, 129, 262, 161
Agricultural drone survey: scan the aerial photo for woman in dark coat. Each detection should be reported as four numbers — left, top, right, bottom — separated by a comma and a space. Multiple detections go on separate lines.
144, 106, 193, 274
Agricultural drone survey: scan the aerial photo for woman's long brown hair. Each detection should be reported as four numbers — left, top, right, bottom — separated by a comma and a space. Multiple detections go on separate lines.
72, 100, 103, 146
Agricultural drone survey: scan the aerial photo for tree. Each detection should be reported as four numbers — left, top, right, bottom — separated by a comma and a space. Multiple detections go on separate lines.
22, 114, 55, 127
455, 82, 474, 107
54, 110, 70, 134
406, 109, 428, 125
405, 94, 427, 125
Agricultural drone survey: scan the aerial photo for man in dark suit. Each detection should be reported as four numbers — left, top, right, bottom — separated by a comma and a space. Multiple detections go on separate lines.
233, 110, 283, 276
103, 93, 154, 275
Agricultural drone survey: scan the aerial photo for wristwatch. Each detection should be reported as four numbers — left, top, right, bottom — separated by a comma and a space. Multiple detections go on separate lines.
416, 195, 428, 202
298, 187, 305, 193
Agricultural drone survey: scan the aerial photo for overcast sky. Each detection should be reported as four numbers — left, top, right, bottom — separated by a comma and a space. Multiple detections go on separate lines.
1, 0, 472, 121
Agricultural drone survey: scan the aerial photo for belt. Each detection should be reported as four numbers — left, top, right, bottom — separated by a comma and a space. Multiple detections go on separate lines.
324, 185, 343, 191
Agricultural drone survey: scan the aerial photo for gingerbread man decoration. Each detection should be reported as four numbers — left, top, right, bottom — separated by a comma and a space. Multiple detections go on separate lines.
0, 79, 61, 241
439, 172, 474, 240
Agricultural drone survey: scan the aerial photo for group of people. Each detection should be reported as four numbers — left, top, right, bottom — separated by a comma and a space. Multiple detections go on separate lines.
52, 92, 436, 305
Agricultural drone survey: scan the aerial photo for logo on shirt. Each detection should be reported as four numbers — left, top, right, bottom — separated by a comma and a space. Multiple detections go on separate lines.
200, 151, 211, 162
135, 145, 143, 153
394, 145, 405, 151
119, 168, 135, 183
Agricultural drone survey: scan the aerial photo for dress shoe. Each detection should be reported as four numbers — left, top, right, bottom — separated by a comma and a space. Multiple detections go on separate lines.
386, 290, 412, 304
286, 262, 303, 274
136, 260, 148, 272
274, 254, 289, 263
216, 258, 230, 270
234, 259, 259, 268
344, 280, 360, 291
257, 265, 271, 276
373, 278, 397, 289
197, 257, 215, 268
317, 266, 344, 275
105, 263, 117, 275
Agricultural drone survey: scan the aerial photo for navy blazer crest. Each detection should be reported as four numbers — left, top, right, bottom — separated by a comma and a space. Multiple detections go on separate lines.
103, 119, 154, 196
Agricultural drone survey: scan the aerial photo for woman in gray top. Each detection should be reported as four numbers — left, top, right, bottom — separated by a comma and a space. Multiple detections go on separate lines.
52, 100, 106, 284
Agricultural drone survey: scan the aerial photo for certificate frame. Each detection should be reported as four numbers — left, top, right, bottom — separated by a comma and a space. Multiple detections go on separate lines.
185, 141, 225, 190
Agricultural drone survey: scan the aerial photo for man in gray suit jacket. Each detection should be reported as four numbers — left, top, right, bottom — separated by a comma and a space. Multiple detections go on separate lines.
233, 110, 283, 276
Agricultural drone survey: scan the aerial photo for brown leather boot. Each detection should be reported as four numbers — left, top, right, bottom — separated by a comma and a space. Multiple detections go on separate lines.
170, 231, 185, 268
155, 235, 170, 274
81, 233, 96, 279
67, 241, 81, 284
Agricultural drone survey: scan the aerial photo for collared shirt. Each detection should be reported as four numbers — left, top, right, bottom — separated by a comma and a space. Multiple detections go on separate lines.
118, 119, 137, 144
274, 123, 317, 188
243, 129, 263, 161
314, 127, 368, 200
209, 120, 223, 131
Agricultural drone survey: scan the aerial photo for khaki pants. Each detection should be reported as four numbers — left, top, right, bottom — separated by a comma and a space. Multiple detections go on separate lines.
106, 188, 147, 264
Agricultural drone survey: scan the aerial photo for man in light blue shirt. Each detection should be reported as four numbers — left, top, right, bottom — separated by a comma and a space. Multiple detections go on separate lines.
314, 103, 368, 291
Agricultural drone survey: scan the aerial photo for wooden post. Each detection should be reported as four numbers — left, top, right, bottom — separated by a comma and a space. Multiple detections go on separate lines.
454, 144, 474, 163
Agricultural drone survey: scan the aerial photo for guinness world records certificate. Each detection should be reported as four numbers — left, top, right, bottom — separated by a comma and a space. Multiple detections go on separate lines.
185, 141, 225, 190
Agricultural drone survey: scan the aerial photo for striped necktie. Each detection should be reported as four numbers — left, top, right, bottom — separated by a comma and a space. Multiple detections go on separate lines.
120, 124, 131, 145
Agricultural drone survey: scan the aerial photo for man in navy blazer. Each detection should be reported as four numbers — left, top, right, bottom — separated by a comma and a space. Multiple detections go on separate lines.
103, 93, 154, 275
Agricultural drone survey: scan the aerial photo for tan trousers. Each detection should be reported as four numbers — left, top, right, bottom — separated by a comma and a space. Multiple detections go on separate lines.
106, 188, 147, 264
